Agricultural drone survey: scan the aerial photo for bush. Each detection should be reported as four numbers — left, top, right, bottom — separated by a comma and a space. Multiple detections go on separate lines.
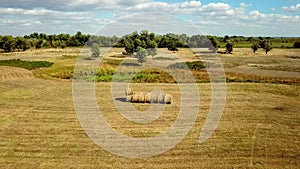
226, 42, 233, 54
293, 41, 300, 48
251, 43, 259, 53
91, 43, 100, 57
168, 61, 205, 70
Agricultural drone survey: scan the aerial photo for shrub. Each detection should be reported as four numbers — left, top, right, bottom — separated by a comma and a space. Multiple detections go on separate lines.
226, 42, 233, 54
251, 43, 259, 53
168, 61, 205, 70
293, 41, 300, 48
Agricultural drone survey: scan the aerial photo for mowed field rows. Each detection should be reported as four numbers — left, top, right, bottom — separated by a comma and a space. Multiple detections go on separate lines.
0, 48, 299, 168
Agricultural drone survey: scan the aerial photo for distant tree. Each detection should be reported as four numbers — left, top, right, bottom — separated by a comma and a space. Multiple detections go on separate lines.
225, 41, 233, 54
29, 32, 39, 39
69, 31, 90, 46
136, 46, 147, 65
247, 36, 256, 42
91, 43, 100, 57
147, 40, 158, 57
209, 37, 219, 52
223, 35, 230, 42
15, 37, 30, 51
293, 41, 300, 48
124, 39, 134, 55
52, 41, 60, 48
167, 40, 178, 52
251, 43, 259, 53
0, 36, 16, 52
35, 39, 44, 49
259, 40, 266, 49
262, 40, 272, 54
60, 41, 66, 49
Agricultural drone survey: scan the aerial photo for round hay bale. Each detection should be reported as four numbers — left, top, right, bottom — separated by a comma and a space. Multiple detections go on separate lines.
150, 92, 158, 103
138, 92, 146, 103
164, 94, 172, 104
125, 88, 134, 95
157, 92, 164, 103
131, 94, 139, 103
126, 95, 132, 102
145, 93, 151, 103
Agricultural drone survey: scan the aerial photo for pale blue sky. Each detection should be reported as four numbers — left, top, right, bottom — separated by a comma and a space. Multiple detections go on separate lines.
0, 0, 299, 36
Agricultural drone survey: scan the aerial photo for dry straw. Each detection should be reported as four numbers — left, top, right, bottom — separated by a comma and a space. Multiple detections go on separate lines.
125, 88, 171, 104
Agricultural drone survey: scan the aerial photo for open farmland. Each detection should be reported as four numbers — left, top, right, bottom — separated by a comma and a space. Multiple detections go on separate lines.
0, 48, 299, 168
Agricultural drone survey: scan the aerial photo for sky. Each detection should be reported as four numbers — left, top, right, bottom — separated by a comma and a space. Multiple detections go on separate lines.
0, 0, 299, 37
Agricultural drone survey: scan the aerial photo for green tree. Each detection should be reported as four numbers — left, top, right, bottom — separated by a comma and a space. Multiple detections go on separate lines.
15, 37, 30, 51
137, 46, 147, 65
60, 41, 66, 49
293, 41, 300, 48
0, 36, 16, 52
91, 43, 100, 57
223, 35, 230, 42
124, 39, 134, 55
262, 40, 272, 54
147, 40, 158, 57
167, 40, 178, 52
35, 39, 44, 49
209, 37, 219, 52
225, 41, 233, 54
251, 43, 259, 53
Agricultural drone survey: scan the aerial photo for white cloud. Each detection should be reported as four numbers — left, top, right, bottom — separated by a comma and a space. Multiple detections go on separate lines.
240, 2, 252, 8
282, 4, 300, 12
122, 1, 202, 14
180, 1, 202, 8
201, 2, 231, 10
0, 8, 50, 15
0, 0, 299, 36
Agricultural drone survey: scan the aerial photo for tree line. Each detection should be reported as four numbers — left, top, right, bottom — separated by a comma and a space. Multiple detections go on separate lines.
1, 31, 299, 54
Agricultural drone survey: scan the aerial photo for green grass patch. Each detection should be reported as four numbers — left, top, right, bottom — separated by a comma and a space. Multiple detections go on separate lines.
168, 61, 205, 70
74, 68, 176, 83
0, 59, 53, 70
132, 69, 175, 83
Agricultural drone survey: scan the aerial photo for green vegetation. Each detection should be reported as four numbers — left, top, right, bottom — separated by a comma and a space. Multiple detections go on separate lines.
132, 69, 175, 83
1, 31, 299, 56
91, 43, 100, 57
0, 59, 53, 70
225, 41, 234, 54
293, 41, 300, 48
136, 46, 148, 65
168, 61, 206, 70
153, 57, 178, 61
251, 42, 259, 53
259, 40, 272, 54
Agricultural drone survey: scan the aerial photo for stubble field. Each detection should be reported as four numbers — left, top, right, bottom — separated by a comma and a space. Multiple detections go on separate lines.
0, 47, 299, 168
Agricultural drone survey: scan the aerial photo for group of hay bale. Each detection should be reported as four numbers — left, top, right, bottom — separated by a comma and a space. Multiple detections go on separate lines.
125, 88, 172, 104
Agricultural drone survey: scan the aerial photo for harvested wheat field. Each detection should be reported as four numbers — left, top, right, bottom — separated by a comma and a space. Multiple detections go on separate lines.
0, 66, 33, 80
0, 48, 299, 168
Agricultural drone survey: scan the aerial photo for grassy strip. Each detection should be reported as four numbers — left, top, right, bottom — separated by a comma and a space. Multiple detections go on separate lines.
153, 57, 178, 61
0, 59, 53, 70
74, 68, 176, 83
168, 61, 206, 70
